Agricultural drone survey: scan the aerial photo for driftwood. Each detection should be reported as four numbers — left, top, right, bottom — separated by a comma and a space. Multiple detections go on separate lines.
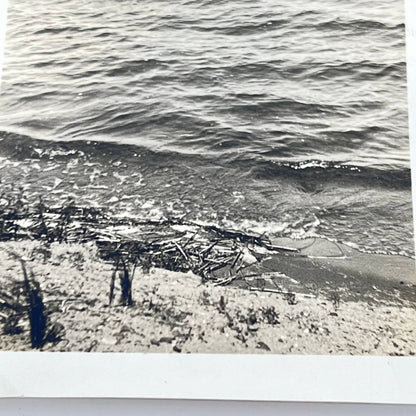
0, 197, 299, 286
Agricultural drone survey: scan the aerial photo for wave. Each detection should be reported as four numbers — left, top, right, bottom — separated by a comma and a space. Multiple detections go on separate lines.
310, 61, 406, 81
105, 59, 174, 77
239, 158, 411, 189
187, 18, 291, 35
295, 18, 405, 33
226, 98, 344, 117
0, 130, 410, 190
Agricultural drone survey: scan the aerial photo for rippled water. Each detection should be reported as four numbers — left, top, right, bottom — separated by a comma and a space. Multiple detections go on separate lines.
0, 0, 413, 256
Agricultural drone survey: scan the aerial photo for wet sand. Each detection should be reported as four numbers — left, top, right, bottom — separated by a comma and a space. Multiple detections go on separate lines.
233, 237, 416, 303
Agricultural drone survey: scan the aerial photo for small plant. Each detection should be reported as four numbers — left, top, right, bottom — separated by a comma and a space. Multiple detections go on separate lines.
1, 252, 63, 349
108, 268, 117, 305
247, 309, 258, 325
19, 259, 47, 348
108, 250, 138, 307
329, 291, 341, 311
218, 295, 227, 313
3, 313, 23, 335
34, 197, 51, 242
284, 292, 297, 305
198, 290, 211, 306
56, 198, 77, 243
261, 306, 280, 325
119, 262, 133, 306
140, 254, 152, 274
45, 322, 65, 343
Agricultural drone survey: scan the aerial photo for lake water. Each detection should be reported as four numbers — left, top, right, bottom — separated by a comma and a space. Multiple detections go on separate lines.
0, 0, 413, 256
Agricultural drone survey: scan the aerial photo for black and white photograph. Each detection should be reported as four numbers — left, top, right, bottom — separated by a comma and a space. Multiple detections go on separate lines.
0, 0, 414, 355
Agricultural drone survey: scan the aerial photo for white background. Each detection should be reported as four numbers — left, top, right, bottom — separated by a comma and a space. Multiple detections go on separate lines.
0, 0, 415, 413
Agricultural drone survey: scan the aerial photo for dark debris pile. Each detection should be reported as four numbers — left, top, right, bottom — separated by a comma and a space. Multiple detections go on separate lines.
0, 192, 297, 284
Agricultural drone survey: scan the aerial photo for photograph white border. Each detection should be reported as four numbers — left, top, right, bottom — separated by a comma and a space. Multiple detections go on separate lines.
0, 353, 416, 403
0, 0, 414, 404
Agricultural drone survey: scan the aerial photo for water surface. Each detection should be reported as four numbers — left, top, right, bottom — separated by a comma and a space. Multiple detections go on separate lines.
0, 0, 412, 256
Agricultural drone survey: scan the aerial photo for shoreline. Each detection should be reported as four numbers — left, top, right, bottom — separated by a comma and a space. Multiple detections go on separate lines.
0, 239, 415, 355
0, 198, 414, 354
0, 128, 413, 260
0, 196, 414, 297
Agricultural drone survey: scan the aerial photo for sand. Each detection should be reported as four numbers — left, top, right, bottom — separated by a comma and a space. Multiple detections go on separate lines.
0, 240, 415, 355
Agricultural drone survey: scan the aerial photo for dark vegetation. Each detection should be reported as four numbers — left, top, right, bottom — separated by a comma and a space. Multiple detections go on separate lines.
215, 294, 281, 348
0, 251, 64, 348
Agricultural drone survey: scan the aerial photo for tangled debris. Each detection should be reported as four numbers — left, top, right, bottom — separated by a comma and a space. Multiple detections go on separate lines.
0, 194, 298, 285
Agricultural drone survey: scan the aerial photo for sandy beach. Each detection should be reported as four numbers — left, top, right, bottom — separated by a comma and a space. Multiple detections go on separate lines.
1, 240, 415, 355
